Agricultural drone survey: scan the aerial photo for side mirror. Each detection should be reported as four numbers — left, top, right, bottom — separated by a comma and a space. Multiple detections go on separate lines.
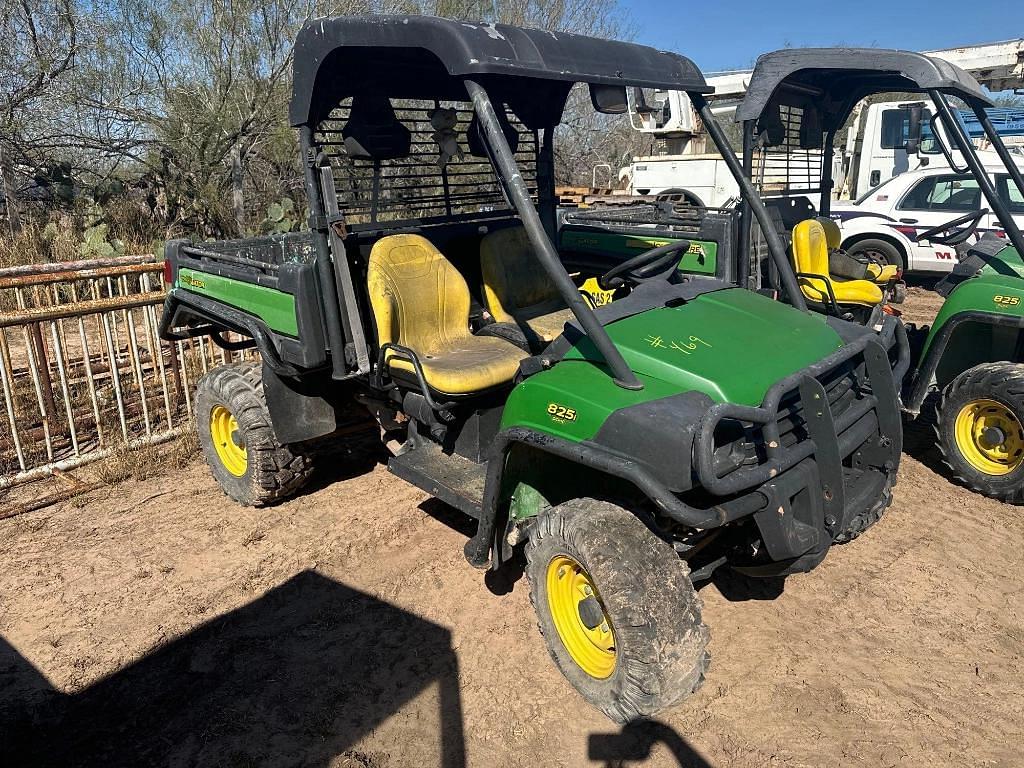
590, 84, 628, 115
905, 104, 923, 155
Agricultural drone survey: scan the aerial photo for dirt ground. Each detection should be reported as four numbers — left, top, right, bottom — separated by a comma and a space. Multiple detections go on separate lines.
2, 284, 1023, 768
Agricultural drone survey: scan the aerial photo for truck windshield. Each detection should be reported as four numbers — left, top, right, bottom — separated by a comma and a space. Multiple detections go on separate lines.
881, 108, 939, 154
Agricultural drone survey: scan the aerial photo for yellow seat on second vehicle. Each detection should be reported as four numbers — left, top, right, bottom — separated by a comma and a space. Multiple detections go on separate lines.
367, 234, 526, 396
792, 220, 883, 307
480, 226, 574, 343
816, 217, 899, 284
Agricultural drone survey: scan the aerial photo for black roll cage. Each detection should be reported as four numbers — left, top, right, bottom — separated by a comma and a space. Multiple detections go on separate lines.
734, 50, 1024, 279
291, 15, 812, 391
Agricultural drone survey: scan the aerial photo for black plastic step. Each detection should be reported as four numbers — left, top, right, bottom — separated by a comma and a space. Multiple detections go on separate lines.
388, 443, 486, 519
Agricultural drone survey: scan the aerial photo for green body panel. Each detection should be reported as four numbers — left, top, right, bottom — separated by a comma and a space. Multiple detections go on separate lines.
920, 246, 1024, 362
560, 230, 718, 275
176, 268, 299, 337
500, 287, 844, 442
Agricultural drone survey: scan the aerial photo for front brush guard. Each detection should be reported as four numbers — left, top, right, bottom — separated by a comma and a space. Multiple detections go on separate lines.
693, 327, 906, 505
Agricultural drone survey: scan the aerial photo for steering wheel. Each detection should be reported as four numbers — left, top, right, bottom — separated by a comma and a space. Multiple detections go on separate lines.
916, 209, 988, 246
598, 240, 691, 291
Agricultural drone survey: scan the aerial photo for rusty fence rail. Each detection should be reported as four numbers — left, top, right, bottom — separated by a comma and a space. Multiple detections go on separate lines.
0, 255, 251, 488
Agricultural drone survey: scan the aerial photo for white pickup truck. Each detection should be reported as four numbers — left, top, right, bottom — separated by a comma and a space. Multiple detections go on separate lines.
830, 162, 1024, 273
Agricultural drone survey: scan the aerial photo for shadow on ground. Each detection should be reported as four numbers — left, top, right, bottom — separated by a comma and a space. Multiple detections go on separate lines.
0, 570, 466, 767
589, 719, 715, 767
700, 568, 786, 602
296, 431, 390, 498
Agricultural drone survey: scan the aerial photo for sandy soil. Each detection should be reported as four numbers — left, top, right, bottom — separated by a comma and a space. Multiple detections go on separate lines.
2, 287, 1023, 768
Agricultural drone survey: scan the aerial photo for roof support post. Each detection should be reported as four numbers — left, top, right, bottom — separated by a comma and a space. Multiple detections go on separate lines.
299, 125, 350, 379
973, 105, 1024, 208
694, 93, 808, 311
931, 90, 1024, 261
738, 122, 754, 289
464, 78, 642, 391
820, 129, 835, 217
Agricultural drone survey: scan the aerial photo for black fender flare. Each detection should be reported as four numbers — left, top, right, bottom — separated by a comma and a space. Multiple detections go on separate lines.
463, 427, 768, 571
905, 310, 1024, 413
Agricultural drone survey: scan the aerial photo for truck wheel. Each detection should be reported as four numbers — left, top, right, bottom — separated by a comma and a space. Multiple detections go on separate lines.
195, 361, 314, 507
832, 472, 895, 544
936, 362, 1024, 504
525, 498, 709, 723
847, 238, 905, 272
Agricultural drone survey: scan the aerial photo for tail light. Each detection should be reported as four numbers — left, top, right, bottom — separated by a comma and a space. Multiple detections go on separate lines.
163, 258, 174, 285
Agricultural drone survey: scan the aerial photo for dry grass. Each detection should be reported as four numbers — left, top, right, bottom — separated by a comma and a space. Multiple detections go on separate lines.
1, 217, 83, 270
93, 419, 200, 485
0, 213, 153, 271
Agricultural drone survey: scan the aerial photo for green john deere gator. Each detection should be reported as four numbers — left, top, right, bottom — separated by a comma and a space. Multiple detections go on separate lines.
159, 17, 906, 722
726, 50, 1024, 502
564, 49, 1024, 503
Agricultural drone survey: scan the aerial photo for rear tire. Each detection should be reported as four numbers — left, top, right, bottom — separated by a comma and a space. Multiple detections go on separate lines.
196, 361, 314, 507
525, 498, 709, 723
847, 238, 905, 272
936, 362, 1024, 504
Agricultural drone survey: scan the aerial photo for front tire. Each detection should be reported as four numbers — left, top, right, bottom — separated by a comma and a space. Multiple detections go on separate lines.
936, 362, 1024, 504
525, 499, 709, 723
196, 362, 314, 507
832, 472, 895, 543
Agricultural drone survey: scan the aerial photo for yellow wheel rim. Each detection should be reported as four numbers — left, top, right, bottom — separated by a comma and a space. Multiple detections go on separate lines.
546, 554, 616, 679
954, 398, 1024, 476
210, 405, 247, 477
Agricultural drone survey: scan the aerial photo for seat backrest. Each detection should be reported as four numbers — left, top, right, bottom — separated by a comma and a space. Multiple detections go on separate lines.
480, 226, 563, 322
343, 94, 412, 160
791, 219, 831, 277
815, 217, 843, 252
367, 234, 471, 351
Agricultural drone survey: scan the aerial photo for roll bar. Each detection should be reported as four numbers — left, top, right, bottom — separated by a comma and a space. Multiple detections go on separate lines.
691, 93, 809, 312
464, 79, 643, 391
929, 90, 1024, 262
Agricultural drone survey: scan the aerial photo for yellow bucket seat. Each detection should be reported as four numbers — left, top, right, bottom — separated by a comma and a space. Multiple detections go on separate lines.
791, 220, 883, 307
367, 234, 526, 396
480, 226, 574, 344
816, 217, 899, 284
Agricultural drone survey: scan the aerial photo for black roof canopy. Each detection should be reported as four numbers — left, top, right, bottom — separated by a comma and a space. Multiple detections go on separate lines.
735, 48, 993, 127
289, 14, 710, 127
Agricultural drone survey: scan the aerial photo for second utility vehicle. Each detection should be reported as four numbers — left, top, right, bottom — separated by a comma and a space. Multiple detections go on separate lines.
160, 17, 905, 722
729, 49, 1024, 502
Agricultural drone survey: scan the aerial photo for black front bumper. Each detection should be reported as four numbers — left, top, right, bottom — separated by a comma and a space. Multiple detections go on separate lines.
691, 319, 908, 569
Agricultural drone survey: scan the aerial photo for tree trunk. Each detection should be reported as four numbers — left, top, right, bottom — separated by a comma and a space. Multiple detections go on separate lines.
230, 145, 244, 234
0, 145, 21, 236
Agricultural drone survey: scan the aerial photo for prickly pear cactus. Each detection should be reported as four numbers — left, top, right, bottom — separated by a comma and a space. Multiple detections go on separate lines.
79, 223, 126, 259
260, 198, 299, 234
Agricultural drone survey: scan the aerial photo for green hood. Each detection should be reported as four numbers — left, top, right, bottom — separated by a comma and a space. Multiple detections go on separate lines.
562, 287, 844, 406
500, 287, 845, 442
